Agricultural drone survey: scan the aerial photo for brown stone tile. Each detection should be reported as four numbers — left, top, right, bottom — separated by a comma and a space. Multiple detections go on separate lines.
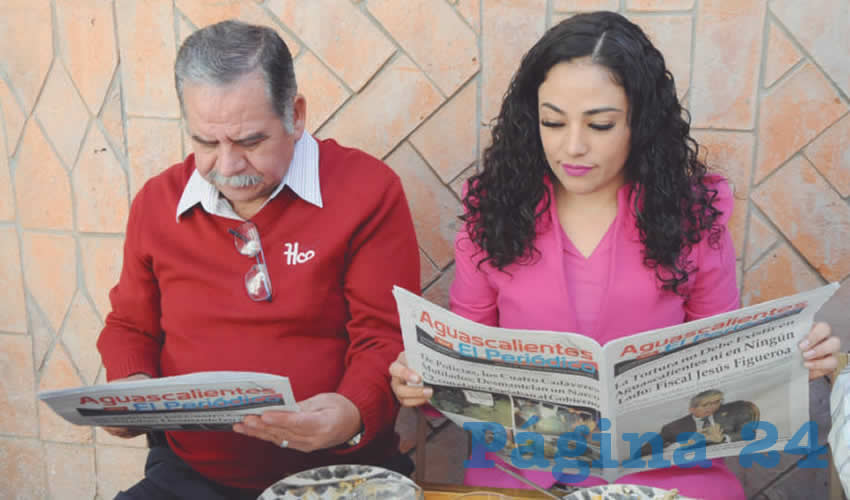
754, 64, 847, 184
421, 249, 441, 289
28, 298, 55, 372
61, 293, 103, 386
691, 1, 765, 129
626, 0, 694, 9
741, 243, 822, 307
744, 211, 779, 271
318, 55, 442, 158
0, 335, 37, 436
455, 0, 481, 34
0, 78, 27, 154
629, 14, 692, 98
725, 452, 801, 497
0, 226, 27, 333
553, 0, 618, 11
763, 21, 802, 89
73, 127, 130, 233
80, 236, 124, 322
411, 81, 478, 184
15, 122, 74, 231
115, 0, 180, 117
45, 442, 97, 500
56, 0, 118, 114
758, 457, 829, 500
269, 0, 395, 91
38, 343, 94, 444
0, 0, 52, 113
0, 122, 13, 221
96, 445, 149, 498
126, 117, 184, 197
370, 0, 479, 96
770, 0, 850, 96
424, 265, 456, 310
0, 437, 48, 499
100, 77, 127, 155
481, 0, 546, 124
805, 113, 850, 198
692, 130, 756, 255
418, 421, 468, 484
294, 51, 349, 134
752, 156, 850, 282
385, 143, 462, 269
396, 406, 420, 454
21, 232, 77, 332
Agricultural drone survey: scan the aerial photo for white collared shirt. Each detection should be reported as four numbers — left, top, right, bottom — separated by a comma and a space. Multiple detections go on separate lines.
175, 132, 322, 222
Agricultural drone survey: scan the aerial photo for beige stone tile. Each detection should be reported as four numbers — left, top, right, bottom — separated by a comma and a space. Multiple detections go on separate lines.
45, 442, 97, 500
420, 249, 440, 290
56, 0, 118, 114
100, 78, 127, 155
28, 298, 55, 372
80, 236, 124, 322
627, 0, 694, 9
318, 55, 442, 158
752, 155, 850, 282
741, 243, 822, 306
629, 14, 692, 98
423, 264, 455, 310
370, 0, 479, 96
763, 21, 802, 88
411, 81, 478, 184
691, 0, 765, 129
0, 0, 52, 113
771, 0, 850, 96
177, 10, 195, 48
805, 113, 850, 197
15, 122, 74, 231
39, 343, 94, 444
61, 293, 103, 386
455, 0, 481, 34
692, 130, 755, 254
554, 0, 617, 11
0, 437, 48, 499
34, 63, 90, 168
0, 114, 14, 221
126, 117, 184, 197
744, 211, 779, 271
0, 335, 38, 436
21, 232, 77, 333
481, 0, 546, 124
269, 0, 395, 91
755, 64, 847, 183
0, 78, 27, 154
73, 126, 130, 233
0, 226, 26, 333
385, 143, 462, 269
450, 163, 477, 199
294, 51, 349, 134
115, 0, 180, 117
90, 370, 147, 448
96, 445, 149, 499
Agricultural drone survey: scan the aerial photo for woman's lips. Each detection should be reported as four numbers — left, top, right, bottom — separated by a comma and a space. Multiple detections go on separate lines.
562, 163, 593, 177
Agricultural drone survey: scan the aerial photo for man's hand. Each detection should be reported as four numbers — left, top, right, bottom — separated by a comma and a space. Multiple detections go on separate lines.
102, 373, 151, 439
700, 424, 725, 444
801, 322, 841, 380
233, 393, 362, 453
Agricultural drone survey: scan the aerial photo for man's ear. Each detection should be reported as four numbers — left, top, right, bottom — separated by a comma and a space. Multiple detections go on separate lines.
292, 94, 307, 138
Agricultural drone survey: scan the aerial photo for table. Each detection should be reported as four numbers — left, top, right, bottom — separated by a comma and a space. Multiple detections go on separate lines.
420, 482, 555, 499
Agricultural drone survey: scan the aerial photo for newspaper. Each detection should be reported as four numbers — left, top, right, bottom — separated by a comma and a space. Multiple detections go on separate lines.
393, 283, 839, 482
38, 371, 299, 431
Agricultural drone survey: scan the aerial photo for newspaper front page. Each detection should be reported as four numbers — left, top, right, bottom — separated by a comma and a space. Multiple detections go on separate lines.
393, 283, 838, 482
38, 371, 299, 431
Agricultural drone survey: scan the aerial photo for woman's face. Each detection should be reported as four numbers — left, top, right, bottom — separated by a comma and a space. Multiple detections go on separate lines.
537, 58, 631, 201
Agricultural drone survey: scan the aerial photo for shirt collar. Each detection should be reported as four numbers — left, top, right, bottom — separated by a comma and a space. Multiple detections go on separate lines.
176, 132, 322, 222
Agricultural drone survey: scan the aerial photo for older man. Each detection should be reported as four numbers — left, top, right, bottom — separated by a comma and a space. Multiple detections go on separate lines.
97, 20, 419, 499
660, 390, 755, 446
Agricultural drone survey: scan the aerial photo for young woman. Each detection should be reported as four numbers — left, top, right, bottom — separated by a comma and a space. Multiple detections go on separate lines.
390, 11, 840, 499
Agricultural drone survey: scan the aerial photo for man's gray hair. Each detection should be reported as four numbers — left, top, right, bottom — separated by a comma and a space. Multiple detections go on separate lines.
689, 389, 723, 409
175, 20, 297, 133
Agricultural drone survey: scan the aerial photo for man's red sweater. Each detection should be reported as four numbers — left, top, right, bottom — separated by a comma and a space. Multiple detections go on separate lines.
96, 138, 420, 490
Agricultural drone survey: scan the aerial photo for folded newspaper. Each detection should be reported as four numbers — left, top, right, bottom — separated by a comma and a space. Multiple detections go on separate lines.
38, 371, 298, 431
393, 283, 839, 482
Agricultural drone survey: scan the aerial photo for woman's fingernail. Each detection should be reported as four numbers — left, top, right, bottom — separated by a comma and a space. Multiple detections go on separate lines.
408, 374, 421, 384
423, 388, 433, 398
804, 349, 816, 359
799, 340, 810, 351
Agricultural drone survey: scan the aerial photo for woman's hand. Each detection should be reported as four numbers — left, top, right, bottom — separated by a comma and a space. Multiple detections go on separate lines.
389, 352, 432, 407
801, 322, 841, 381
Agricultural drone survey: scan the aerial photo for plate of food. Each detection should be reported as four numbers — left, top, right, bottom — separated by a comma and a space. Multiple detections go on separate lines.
561, 484, 697, 500
257, 464, 418, 499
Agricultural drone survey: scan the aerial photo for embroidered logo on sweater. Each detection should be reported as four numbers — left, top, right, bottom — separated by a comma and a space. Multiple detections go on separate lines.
283, 242, 315, 265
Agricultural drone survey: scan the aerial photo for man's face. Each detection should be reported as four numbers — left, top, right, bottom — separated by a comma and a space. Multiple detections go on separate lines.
182, 73, 305, 217
689, 395, 723, 418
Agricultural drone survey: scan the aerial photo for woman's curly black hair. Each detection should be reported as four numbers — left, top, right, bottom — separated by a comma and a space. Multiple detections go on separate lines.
463, 11, 722, 295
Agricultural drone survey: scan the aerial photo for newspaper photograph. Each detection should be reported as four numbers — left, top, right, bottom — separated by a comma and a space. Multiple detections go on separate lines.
393, 283, 838, 482
38, 371, 299, 431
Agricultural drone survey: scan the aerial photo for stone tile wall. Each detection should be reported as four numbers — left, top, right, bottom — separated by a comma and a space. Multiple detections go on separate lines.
0, 1, 847, 498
